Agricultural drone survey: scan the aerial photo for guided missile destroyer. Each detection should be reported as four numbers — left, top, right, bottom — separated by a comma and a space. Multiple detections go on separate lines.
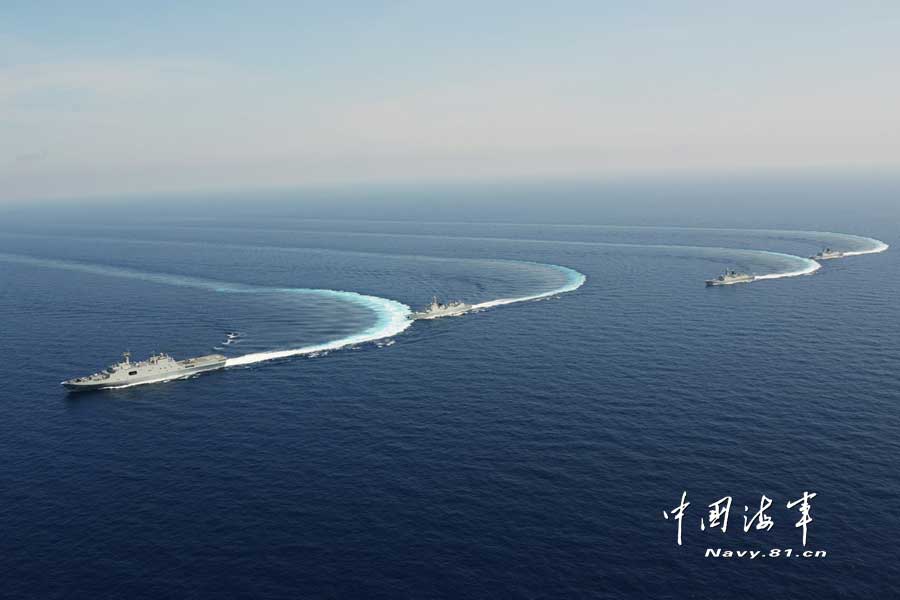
810, 248, 845, 260
411, 296, 473, 320
705, 270, 755, 286
62, 351, 226, 392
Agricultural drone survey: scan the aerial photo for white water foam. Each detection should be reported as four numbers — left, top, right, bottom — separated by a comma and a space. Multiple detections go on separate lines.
741, 229, 888, 258
471, 264, 587, 310
0, 251, 585, 370
636, 227, 888, 261
748, 234, 887, 281
227, 263, 587, 366
841, 239, 890, 257
225, 291, 412, 367
751, 252, 822, 281
0, 252, 414, 369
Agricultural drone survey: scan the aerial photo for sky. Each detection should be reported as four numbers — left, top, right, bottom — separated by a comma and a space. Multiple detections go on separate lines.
2, 1, 899, 202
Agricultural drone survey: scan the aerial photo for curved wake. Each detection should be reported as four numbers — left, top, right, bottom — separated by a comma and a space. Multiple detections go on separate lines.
751, 252, 821, 281
0, 222, 887, 378
0, 251, 586, 370
0, 252, 416, 368
124, 224, 877, 284
224, 291, 412, 367
1, 225, 886, 286
99, 221, 889, 262
472, 263, 586, 310
228, 262, 588, 365
841, 239, 890, 257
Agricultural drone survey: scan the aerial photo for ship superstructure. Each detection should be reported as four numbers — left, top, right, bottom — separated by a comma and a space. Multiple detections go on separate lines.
410, 296, 473, 320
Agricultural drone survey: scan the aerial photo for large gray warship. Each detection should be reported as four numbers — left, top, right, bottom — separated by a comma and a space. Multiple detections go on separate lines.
62, 351, 227, 392
705, 270, 755, 286
810, 248, 845, 260
411, 296, 473, 320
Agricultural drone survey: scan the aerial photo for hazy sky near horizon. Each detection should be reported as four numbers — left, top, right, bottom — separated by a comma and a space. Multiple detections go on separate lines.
2, 2, 899, 201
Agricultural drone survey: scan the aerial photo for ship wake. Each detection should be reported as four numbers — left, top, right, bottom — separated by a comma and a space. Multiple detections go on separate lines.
471, 263, 586, 310
0, 252, 415, 369
0, 223, 888, 379
0, 251, 585, 371
750, 252, 822, 281
224, 292, 411, 367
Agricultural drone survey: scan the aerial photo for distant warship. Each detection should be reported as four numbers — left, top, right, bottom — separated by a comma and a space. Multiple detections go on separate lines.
810, 248, 845, 260
410, 296, 473, 320
705, 270, 755, 286
62, 351, 226, 392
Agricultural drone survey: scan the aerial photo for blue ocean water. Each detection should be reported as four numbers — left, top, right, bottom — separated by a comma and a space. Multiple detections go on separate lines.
1, 177, 898, 598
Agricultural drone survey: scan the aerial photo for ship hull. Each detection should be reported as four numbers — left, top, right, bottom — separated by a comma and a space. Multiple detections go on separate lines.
706, 278, 754, 286
411, 309, 471, 320
62, 381, 113, 392
810, 254, 844, 260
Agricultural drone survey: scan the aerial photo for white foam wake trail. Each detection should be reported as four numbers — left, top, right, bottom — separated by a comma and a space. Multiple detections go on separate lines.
225, 292, 411, 367
841, 239, 890, 257
642, 227, 887, 261
471, 264, 586, 311
227, 262, 586, 365
751, 252, 822, 281
0, 252, 413, 369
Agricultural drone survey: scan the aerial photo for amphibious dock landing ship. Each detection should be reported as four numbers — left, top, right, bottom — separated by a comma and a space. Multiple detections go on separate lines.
62, 351, 226, 392
411, 296, 473, 320
810, 248, 845, 260
705, 270, 755, 286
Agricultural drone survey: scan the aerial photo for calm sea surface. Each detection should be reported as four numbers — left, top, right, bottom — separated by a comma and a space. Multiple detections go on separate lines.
1, 177, 898, 598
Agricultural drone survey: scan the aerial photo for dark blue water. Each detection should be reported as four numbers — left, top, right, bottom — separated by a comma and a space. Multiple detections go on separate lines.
1, 178, 898, 598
